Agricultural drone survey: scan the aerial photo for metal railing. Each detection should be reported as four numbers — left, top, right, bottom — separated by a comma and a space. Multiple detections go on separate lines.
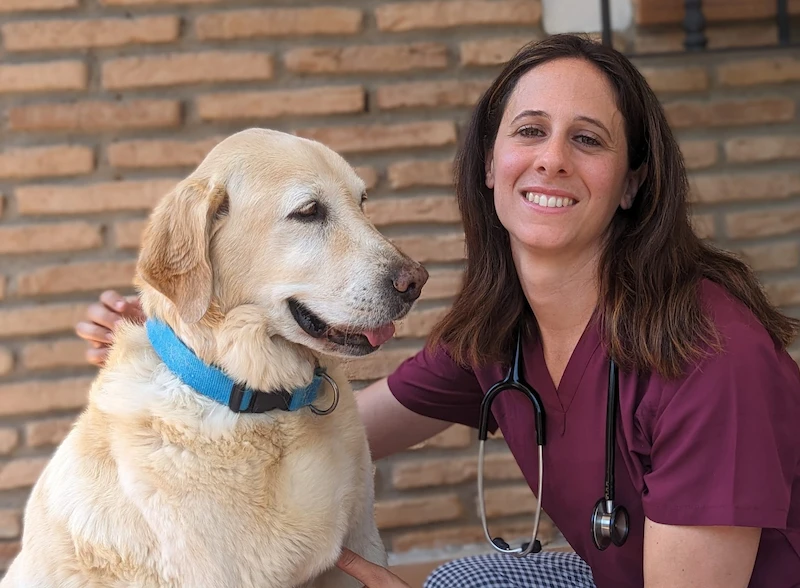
599, 0, 796, 54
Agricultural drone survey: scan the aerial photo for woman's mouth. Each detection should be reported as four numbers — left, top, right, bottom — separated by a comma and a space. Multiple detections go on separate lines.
524, 192, 576, 208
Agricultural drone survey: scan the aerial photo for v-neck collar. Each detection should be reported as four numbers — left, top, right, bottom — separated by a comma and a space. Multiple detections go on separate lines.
524, 310, 603, 434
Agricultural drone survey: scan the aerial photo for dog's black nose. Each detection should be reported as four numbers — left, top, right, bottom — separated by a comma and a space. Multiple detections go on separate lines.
391, 263, 429, 302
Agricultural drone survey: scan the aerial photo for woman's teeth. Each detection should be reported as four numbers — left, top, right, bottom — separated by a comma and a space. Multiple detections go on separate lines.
525, 192, 576, 208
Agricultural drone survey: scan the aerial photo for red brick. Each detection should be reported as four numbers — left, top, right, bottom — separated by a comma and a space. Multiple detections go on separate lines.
392, 452, 521, 489
0, 511, 20, 540
410, 425, 471, 450
633, 23, 779, 54
195, 8, 362, 40
0, 0, 78, 11
16, 178, 178, 216
296, 121, 456, 155
102, 52, 273, 90
0, 303, 102, 338
481, 484, 536, 518
0, 429, 18, 455
25, 417, 76, 448
343, 347, 419, 381
738, 242, 800, 272
375, 494, 462, 529
690, 172, 800, 203
691, 214, 716, 240
108, 137, 221, 170
376, 1, 540, 31
665, 98, 795, 129
101, 0, 219, 4
376, 79, 488, 110
21, 339, 87, 371
0, 145, 93, 179
392, 519, 556, 553
0, 457, 49, 491
393, 233, 465, 263
114, 219, 147, 249
726, 209, 800, 239
196, 86, 364, 121
17, 260, 136, 296
717, 57, 800, 87
764, 280, 800, 307
0, 541, 21, 569
388, 159, 454, 190
367, 196, 460, 227
0, 222, 102, 255
725, 136, 800, 164
419, 269, 463, 301
0, 61, 86, 94
9, 99, 181, 133
2, 16, 179, 51
460, 36, 532, 66
0, 377, 92, 417
680, 140, 718, 170
639, 66, 709, 93
285, 43, 447, 74
396, 307, 449, 339
0, 349, 12, 377
355, 166, 378, 191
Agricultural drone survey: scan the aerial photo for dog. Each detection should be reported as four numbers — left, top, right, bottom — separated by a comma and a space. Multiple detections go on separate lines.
2, 128, 428, 587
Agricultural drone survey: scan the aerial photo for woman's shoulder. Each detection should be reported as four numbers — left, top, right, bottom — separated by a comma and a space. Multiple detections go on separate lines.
696, 278, 798, 376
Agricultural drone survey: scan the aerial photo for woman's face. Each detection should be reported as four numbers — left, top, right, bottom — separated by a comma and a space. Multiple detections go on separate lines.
486, 57, 643, 258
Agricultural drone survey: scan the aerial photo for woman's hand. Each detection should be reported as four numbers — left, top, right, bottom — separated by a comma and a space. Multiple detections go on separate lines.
75, 290, 145, 367
335, 548, 410, 587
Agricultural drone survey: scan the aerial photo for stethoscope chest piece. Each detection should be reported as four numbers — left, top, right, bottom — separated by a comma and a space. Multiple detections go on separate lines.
590, 498, 629, 551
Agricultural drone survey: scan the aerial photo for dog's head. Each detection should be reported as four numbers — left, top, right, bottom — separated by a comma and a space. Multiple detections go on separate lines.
135, 128, 428, 360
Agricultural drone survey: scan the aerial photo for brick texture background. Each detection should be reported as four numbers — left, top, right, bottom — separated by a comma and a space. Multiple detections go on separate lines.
0, 0, 799, 572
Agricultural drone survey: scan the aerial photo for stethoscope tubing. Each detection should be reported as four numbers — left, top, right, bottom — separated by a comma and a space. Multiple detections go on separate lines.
478, 440, 544, 557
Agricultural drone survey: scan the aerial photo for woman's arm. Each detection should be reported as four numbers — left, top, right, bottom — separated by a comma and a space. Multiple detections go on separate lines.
356, 377, 450, 460
643, 517, 760, 588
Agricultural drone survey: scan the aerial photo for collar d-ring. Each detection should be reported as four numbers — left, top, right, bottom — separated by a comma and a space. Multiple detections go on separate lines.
310, 368, 339, 416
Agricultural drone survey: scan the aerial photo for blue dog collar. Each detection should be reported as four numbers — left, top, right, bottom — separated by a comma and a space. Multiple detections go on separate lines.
146, 318, 322, 413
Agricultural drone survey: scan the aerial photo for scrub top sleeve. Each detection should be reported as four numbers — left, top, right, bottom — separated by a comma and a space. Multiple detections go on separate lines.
641, 328, 800, 529
387, 343, 494, 432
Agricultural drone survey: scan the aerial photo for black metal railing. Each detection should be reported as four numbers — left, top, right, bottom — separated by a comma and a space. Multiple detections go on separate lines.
599, 0, 796, 54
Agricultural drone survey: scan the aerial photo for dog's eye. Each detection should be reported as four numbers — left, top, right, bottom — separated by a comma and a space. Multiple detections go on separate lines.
359, 193, 368, 210
290, 201, 325, 222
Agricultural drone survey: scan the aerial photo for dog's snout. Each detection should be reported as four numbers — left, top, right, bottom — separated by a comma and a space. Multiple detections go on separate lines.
391, 263, 429, 302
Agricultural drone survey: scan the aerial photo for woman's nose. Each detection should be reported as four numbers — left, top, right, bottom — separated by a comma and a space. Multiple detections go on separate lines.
535, 138, 571, 177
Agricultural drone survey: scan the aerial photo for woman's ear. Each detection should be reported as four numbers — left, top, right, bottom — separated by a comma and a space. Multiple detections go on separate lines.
137, 178, 229, 324
621, 164, 647, 210
485, 150, 495, 189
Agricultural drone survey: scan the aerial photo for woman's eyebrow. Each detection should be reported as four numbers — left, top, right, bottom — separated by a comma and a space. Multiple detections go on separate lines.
509, 109, 548, 126
576, 115, 612, 138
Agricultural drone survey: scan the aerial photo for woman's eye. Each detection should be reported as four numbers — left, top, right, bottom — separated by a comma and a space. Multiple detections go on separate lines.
290, 201, 325, 222
576, 134, 601, 147
518, 126, 543, 138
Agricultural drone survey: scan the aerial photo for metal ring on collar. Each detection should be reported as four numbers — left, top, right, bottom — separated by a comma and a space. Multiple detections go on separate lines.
310, 369, 339, 416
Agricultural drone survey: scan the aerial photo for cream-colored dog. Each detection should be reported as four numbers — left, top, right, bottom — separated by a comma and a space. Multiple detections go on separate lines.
2, 128, 428, 587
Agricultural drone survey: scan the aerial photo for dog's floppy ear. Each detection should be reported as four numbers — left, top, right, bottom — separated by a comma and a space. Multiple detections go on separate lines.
137, 178, 228, 324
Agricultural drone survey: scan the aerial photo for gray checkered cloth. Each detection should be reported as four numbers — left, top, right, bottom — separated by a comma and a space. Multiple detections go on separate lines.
424, 551, 596, 588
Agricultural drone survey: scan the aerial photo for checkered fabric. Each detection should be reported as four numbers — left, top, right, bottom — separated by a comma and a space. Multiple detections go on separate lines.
424, 551, 596, 588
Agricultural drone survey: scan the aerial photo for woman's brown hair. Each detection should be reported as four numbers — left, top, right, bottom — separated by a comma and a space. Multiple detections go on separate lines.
428, 33, 799, 379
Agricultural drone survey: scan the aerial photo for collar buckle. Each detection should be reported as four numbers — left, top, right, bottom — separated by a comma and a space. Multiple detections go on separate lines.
228, 382, 256, 413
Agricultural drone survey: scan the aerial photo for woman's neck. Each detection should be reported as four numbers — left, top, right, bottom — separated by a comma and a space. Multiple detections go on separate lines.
512, 242, 601, 341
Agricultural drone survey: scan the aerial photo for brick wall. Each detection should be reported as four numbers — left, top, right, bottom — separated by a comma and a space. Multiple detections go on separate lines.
0, 0, 799, 571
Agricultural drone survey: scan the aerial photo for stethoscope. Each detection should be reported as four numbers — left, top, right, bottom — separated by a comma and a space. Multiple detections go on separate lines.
477, 326, 629, 557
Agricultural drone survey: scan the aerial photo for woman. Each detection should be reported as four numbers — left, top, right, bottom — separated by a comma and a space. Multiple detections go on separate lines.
77, 35, 800, 587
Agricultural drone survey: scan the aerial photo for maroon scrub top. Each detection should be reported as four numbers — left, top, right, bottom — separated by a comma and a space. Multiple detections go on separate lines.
388, 280, 800, 587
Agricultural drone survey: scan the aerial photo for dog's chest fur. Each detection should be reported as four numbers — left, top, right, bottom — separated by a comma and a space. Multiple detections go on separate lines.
17, 326, 373, 588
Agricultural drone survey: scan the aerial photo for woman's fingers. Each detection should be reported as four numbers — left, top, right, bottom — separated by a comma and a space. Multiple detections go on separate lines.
335, 548, 410, 588
75, 321, 114, 346
85, 347, 110, 367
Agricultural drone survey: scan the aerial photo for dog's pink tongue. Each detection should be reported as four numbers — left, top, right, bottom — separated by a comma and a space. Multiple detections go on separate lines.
363, 323, 396, 347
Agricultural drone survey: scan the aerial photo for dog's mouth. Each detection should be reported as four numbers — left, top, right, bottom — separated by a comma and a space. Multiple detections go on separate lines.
288, 299, 396, 356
